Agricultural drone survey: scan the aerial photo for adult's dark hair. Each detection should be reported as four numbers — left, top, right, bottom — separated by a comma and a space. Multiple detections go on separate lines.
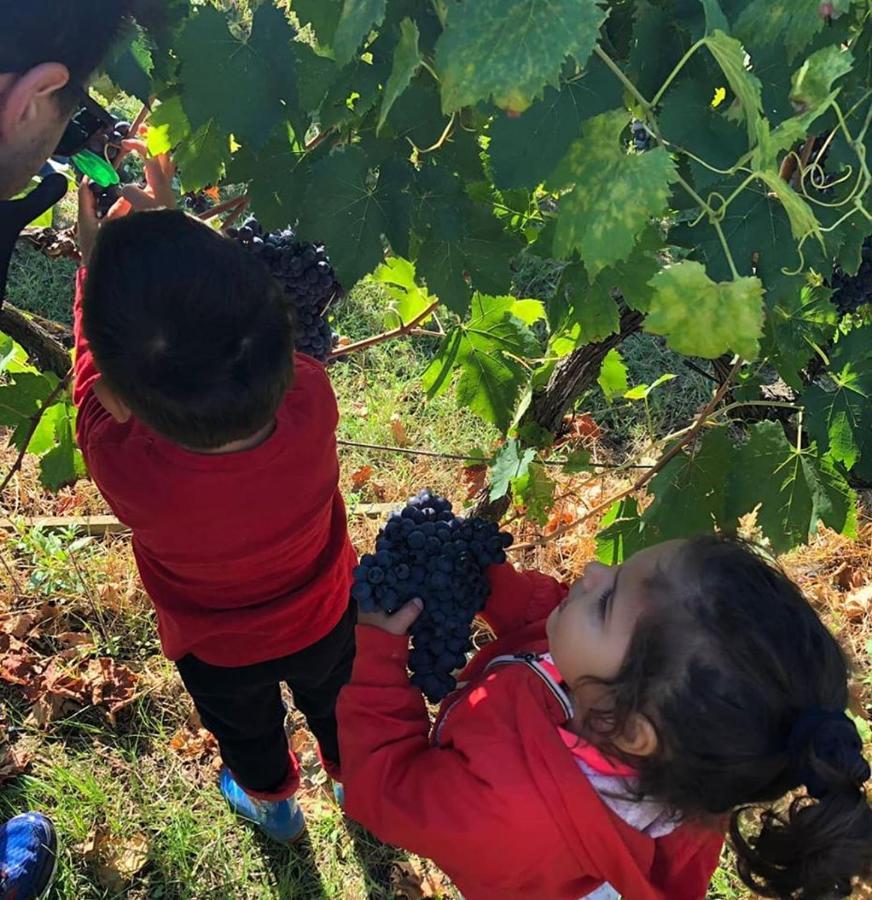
575, 535, 872, 899
0, 1, 155, 106
84, 210, 295, 450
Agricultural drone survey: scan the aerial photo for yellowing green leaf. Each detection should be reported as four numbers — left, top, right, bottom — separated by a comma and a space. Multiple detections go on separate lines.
734, 0, 825, 63
790, 45, 853, 114
371, 257, 434, 325
598, 349, 629, 402
644, 261, 764, 360
702, 31, 763, 144
551, 111, 677, 278
436, 0, 608, 113
756, 171, 822, 245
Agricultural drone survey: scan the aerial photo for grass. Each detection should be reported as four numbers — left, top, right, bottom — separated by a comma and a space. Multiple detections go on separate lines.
2, 247, 870, 899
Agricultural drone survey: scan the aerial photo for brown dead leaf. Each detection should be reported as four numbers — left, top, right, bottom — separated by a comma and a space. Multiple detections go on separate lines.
563, 412, 603, 442
844, 584, 872, 622
83, 827, 150, 892
0, 634, 42, 687
0, 737, 33, 784
390, 859, 453, 899
462, 464, 487, 500
85, 658, 139, 724
170, 715, 219, 764
390, 414, 409, 447
0, 611, 38, 639
31, 692, 81, 727
836, 564, 866, 592
351, 465, 373, 491
545, 509, 574, 535
56, 632, 93, 650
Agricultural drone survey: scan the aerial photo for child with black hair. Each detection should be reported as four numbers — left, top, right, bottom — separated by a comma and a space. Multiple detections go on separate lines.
74, 152, 357, 844
339, 536, 872, 899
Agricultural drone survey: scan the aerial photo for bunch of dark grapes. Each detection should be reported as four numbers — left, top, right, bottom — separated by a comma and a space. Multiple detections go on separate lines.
631, 120, 652, 152
352, 490, 513, 702
830, 238, 872, 316
104, 121, 131, 163
184, 191, 214, 215
230, 217, 343, 361
89, 184, 122, 219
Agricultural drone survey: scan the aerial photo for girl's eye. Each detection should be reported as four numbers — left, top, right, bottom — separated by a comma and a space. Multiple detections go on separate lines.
597, 586, 612, 620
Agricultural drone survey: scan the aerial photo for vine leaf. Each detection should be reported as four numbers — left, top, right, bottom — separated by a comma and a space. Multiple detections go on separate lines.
597, 349, 629, 402
298, 147, 390, 286
371, 257, 434, 324
175, 5, 300, 150
643, 427, 736, 540
703, 31, 763, 144
104, 32, 153, 103
734, 0, 825, 64
790, 45, 854, 113
511, 463, 556, 526
755, 171, 822, 246
596, 498, 648, 564
422, 295, 540, 431
175, 120, 230, 192
802, 325, 872, 472
726, 421, 858, 554
294, 0, 341, 49
489, 439, 536, 501
146, 95, 188, 157
225, 127, 308, 233
334, 0, 387, 66
762, 281, 838, 391
644, 261, 764, 360
38, 407, 85, 491
436, 0, 607, 114
377, 18, 421, 133
488, 58, 622, 190
550, 110, 677, 278
551, 262, 620, 347
697, 0, 728, 34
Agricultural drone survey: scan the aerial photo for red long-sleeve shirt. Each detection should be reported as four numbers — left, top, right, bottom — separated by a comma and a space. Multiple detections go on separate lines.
73, 268, 356, 666
338, 564, 724, 900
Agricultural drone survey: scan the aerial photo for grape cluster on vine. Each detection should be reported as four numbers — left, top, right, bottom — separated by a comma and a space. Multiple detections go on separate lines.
630, 120, 652, 153
353, 490, 513, 702
184, 191, 214, 215
830, 238, 872, 316
229, 218, 343, 362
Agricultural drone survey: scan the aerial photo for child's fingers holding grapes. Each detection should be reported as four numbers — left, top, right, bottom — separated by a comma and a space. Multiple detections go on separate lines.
359, 597, 423, 635
77, 178, 130, 265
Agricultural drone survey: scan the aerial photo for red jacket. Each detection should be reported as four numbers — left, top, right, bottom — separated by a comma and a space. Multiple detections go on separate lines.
338, 564, 724, 900
73, 268, 357, 666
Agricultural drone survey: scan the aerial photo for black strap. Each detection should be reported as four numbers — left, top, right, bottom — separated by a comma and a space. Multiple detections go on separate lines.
0, 174, 68, 305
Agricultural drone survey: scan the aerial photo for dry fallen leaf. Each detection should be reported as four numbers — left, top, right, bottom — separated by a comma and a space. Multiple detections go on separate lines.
85, 658, 139, 725
390, 859, 453, 899
351, 465, 373, 491
83, 827, 150, 892
462, 464, 488, 500
0, 737, 33, 784
390, 414, 409, 447
844, 584, 872, 622
0, 634, 43, 687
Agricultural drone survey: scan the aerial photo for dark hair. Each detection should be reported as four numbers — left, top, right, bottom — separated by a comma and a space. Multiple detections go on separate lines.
84, 210, 295, 450
576, 535, 872, 899
0, 1, 158, 106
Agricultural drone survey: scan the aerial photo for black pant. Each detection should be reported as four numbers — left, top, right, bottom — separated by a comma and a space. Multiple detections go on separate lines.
175, 603, 356, 795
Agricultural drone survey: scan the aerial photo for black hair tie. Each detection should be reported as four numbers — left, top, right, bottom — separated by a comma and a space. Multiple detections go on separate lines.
787, 708, 871, 799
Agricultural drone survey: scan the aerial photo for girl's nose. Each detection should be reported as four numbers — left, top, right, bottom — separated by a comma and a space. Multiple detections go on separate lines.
582, 561, 612, 592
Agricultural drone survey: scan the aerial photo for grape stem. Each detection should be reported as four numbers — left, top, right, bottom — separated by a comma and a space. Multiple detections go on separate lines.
0, 369, 72, 501
198, 194, 249, 223
327, 302, 439, 360
510, 360, 742, 551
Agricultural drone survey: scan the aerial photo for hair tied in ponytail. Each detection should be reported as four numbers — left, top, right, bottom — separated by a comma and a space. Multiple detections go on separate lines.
787, 708, 871, 799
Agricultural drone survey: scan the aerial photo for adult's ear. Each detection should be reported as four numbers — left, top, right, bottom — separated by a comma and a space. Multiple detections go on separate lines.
612, 712, 659, 759
94, 379, 132, 424
0, 64, 70, 139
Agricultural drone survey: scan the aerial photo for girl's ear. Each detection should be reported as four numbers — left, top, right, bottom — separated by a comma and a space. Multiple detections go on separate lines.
94, 379, 132, 424
612, 712, 659, 758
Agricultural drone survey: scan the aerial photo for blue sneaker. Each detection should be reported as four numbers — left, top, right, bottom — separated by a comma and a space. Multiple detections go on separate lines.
332, 782, 345, 808
0, 813, 58, 900
218, 769, 305, 844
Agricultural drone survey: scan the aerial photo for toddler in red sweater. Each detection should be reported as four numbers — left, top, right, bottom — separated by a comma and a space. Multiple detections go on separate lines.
75, 154, 356, 843
339, 535, 872, 899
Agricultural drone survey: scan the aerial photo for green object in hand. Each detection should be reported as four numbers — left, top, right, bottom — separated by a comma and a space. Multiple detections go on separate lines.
71, 150, 120, 188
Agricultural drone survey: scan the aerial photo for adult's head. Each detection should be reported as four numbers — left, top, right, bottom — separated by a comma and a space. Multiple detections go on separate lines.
0, 0, 140, 199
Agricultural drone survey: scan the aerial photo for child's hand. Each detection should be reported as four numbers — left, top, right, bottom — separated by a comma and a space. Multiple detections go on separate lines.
117, 141, 177, 212
358, 598, 423, 635
77, 143, 177, 265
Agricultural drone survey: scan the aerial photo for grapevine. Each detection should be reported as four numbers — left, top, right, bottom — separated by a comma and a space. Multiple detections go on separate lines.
830, 238, 872, 316
230, 217, 343, 362
354, 490, 512, 702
